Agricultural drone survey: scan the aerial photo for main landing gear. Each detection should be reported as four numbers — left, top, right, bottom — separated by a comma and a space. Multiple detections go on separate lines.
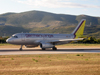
42, 48, 45, 50
19, 45, 23, 51
52, 47, 57, 50
41, 47, 57, 50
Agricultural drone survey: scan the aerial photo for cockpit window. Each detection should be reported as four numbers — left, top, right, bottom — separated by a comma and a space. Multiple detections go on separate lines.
14, 36, 18, 38
12, 35, 18, 38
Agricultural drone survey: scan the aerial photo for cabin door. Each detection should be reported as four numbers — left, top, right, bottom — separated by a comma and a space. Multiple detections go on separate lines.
21, 34, 25, 41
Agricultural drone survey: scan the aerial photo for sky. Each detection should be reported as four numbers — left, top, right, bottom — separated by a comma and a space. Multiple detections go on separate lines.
0, 0, 100, 17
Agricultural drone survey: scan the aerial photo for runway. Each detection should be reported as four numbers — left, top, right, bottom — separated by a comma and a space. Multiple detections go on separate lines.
0, 48, 100, 55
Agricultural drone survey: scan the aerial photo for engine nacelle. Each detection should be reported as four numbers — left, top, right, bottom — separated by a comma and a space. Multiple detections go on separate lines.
25, 45, 38, 48
40, 43, 54, 48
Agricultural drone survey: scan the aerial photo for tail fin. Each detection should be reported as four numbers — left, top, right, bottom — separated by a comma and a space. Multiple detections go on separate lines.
72, 19, 86, 38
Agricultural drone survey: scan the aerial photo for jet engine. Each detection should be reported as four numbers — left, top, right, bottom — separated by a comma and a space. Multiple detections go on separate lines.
25, 45, 38, 48
40, 43, 54, 48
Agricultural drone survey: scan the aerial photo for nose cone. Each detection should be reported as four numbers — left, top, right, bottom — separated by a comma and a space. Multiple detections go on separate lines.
6, 38, 13, 44
6, 39, 10, 43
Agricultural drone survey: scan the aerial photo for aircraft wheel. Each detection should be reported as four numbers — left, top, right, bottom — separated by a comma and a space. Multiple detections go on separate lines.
19, 45, 23, 51
42, 48, 45, 50
52, 47, 57, 50
19, 48, 22, 51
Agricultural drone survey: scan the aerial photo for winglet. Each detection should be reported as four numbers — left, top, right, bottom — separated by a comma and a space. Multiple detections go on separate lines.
72, 19, 86, 38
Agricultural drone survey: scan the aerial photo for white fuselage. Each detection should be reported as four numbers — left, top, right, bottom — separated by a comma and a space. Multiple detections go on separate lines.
6, 33, 74, 45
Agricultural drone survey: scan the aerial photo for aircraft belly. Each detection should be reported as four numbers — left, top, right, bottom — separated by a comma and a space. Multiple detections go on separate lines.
22, 40, 38, 45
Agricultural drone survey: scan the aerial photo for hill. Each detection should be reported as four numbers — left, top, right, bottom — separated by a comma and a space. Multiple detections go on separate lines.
0, 10, 100, 38
0, 26, 29, 36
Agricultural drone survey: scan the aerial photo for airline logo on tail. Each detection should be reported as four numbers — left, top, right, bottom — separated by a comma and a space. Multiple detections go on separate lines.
72, 19, 86, 38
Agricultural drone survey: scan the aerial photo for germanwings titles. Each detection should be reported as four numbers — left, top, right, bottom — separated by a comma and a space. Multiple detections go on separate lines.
25, 34, 54, 38
6, 19, 86, 50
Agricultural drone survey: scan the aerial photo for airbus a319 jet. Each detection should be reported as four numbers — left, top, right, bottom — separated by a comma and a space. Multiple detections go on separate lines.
6, 19, 86, 50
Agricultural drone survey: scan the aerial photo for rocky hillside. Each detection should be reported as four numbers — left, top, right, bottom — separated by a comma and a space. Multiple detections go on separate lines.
0, 10, 100, 38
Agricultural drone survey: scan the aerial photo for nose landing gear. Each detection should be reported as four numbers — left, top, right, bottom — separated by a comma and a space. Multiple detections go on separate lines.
52, 47, 57, 50
19, 45, 23, 51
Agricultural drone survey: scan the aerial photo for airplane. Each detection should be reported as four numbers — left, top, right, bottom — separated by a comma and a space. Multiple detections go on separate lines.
6, 19, 86, 51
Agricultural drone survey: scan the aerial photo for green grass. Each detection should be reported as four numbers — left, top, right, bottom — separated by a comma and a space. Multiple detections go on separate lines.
11, 58, 14, 60
0, 43, 13, 45
1, 43, 100, 46
58, 43, 100, 46
0, 53, 100, 75
1, 43, 100, 49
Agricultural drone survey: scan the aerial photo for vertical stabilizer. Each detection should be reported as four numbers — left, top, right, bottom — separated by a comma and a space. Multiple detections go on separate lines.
72, 19, 86, 38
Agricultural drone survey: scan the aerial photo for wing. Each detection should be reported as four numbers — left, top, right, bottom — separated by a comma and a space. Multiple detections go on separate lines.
48, 38, 84, 44
58, 38, 83, 41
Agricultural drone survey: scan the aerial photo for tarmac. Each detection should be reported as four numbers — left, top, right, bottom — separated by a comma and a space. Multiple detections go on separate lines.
0, 48, 100, 55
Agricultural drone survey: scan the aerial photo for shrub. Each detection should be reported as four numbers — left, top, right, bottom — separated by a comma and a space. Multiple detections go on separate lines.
76, 54, 80, 56
32, 58, 38, 62
11, 58, 14, 60
85, 59, 88, 61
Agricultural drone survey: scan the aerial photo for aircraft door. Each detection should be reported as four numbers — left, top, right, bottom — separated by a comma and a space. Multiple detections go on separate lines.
21, 34, 25, 41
